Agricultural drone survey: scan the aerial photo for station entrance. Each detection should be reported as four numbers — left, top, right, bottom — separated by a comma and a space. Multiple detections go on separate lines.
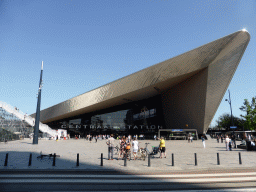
158, 129, 199, 140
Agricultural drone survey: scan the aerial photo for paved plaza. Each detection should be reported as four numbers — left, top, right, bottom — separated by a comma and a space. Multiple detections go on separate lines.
1, 137, 256, 172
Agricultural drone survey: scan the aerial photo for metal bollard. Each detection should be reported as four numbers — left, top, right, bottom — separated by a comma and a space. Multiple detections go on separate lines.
77, 153, 79, 166
172, 153, 174, 166
148, 155, 151, 167
217, 153, 220, 165
4, 153, 8, 166
28, 153, 32, 166
124, 154, 127, 167
52, 153, 56, 166
239, 152, 242, 164
194, 153, 197, 166
101, 153, 103, 166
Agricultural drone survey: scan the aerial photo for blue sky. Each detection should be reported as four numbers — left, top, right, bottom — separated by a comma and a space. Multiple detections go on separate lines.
1, 0, 255, 127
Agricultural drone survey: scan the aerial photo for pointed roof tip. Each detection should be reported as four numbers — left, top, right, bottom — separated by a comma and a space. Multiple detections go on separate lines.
239, 28, 251, 39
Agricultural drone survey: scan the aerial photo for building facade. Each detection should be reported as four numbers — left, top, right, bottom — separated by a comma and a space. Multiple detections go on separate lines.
32, 30, 250, 138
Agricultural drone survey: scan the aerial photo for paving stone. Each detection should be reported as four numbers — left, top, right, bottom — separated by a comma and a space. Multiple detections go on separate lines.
0, 138, 255, 172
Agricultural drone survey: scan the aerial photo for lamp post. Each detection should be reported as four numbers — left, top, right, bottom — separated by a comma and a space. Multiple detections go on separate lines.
33, 61, 43, 145
225, 89, 236, 148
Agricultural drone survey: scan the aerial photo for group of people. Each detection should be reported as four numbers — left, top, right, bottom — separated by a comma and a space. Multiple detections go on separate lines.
106, 135, 167, 160
115, 135, 139, 160
216, 134, 236, 151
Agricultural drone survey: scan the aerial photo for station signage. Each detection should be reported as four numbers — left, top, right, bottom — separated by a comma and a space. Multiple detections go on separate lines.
61, 124, 162, 130
172, 129, 183, 132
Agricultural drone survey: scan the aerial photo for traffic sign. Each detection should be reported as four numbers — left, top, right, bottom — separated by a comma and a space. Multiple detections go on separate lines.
230, 126, 237, 129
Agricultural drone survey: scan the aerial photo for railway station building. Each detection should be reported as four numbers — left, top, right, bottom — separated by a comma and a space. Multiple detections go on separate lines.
33, 30, 250, 139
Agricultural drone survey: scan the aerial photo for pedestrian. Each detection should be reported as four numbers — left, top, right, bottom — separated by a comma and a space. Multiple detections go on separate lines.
128, 135, 131, 143
89, 135, 92, 143
121, 136, 126, 159
106, 134, 115, 160
229, 136, 232, 151
221, 135, 224, 143
217, 135, 219, 143
190, 135, 193, 142
159, 137, 166, 158
95, 135, 97, 143
225, 135, 230, 151
188, 135, 190, 143
154, 135, 156, 140
202, 135, 206, 148
132, 138, 139, 160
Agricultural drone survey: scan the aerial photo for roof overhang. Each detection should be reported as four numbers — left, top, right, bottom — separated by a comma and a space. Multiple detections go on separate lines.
33, 30, 250, 124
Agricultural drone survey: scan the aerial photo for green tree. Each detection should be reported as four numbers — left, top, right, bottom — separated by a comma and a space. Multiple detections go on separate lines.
216, 113, 245, 130
239, 97, 256, 130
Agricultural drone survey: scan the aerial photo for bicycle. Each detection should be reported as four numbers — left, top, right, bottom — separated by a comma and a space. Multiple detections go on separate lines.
138, 143, 151, 161
138, 143, 160, 160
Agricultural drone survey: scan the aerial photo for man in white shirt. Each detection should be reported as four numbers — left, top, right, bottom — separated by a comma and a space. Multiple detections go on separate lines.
225, 135, 230, 151
132, 138, 139, 160
106, 134, 115, 160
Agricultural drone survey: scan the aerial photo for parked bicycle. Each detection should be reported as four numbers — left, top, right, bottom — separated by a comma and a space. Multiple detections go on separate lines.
138, 143, 150, 161
138, 143, 160, 160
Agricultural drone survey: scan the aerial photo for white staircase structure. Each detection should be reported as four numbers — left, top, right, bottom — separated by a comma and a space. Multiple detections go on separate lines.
0, 101, 56, 137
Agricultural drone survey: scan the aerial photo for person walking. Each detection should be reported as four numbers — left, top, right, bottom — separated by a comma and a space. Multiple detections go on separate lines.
159, 137, 166, 158
190, 135, 193, 143
202, 135, 206, 148
106, 134, 115, 160
225, 135, 230, 151
132, 138, 139, 160
229, 136, 232, 151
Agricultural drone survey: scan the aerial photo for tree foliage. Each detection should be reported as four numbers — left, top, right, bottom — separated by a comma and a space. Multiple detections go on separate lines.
215, 113, 245, 130
240, 97, 256, 130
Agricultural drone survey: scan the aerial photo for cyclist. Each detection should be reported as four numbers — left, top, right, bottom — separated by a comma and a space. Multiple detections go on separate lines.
159, 137, 166, 158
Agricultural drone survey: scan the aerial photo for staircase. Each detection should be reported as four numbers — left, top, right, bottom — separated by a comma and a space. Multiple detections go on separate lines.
0, 101, 56, 137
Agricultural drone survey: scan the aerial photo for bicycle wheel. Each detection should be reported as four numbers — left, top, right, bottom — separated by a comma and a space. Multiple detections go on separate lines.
142, 149, 147, 161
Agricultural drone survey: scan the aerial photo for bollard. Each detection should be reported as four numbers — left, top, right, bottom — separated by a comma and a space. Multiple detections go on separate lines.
172, 153, 174, 166
4, 153, 8, 166
52, 153, 56, 166
239, 152, 242, 165
100, 153, 103, 166
124, 154, 127, 167
148, 155, 151, 167
77, 153, 79, 167
194, 153, 197, 166
217, 153, 220, 165
28, 153, 32, 166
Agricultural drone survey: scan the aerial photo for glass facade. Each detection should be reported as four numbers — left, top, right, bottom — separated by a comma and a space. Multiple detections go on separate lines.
48, 95, 165, 138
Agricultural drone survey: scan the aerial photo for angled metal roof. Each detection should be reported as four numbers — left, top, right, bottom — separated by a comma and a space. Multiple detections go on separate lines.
36, 30, 250, 132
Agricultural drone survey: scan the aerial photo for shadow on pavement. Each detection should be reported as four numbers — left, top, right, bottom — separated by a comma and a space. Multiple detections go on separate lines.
0, 150, 243, 191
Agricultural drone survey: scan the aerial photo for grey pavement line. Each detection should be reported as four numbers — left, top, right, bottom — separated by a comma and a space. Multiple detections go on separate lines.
1, 177, 256, 183
2, 172, 256, 178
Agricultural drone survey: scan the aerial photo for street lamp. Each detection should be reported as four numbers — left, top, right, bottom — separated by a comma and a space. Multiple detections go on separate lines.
33, 61, 44, 145
225, 89, 236, 148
